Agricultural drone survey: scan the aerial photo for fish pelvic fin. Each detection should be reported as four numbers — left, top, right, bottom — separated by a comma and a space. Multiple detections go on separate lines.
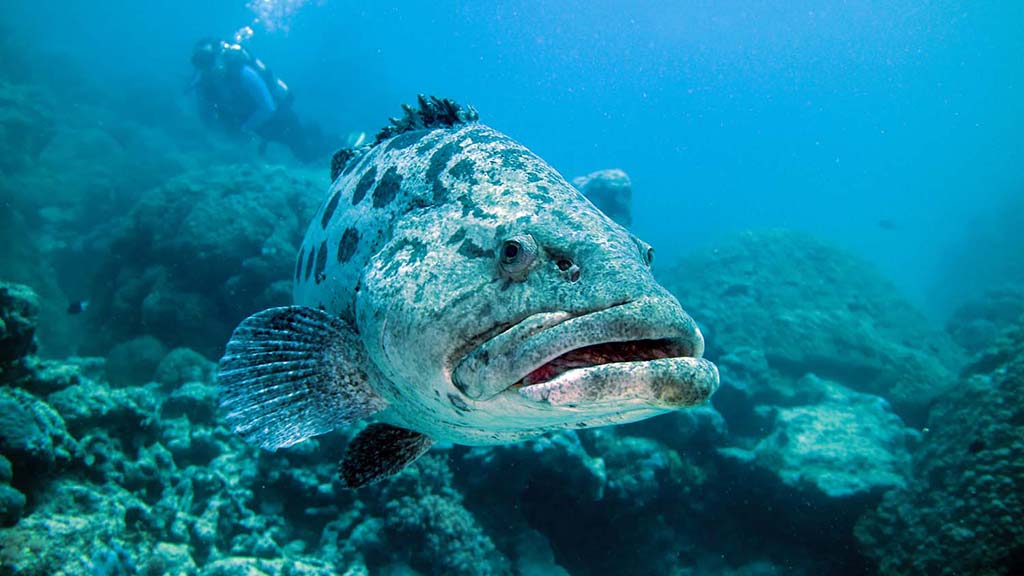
340, 423, 434, 488
217, 306, 387, 451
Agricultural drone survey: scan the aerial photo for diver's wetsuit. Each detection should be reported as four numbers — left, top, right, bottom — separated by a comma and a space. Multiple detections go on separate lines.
195, 51, 321, 163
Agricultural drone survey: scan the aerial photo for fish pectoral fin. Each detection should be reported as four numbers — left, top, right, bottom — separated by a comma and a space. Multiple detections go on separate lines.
340, 423, 434, 488
217, 305, 387, 451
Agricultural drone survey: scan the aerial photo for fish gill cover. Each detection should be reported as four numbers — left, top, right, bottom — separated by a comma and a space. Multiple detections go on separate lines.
0, 1, 1022, 575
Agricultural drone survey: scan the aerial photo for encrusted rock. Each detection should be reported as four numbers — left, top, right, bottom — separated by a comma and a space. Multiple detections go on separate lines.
573, 169, 632, 227
743, 375, 916, 498
82, 163, 323, 357
0, 387, 75, 491
856, 317, 1024, 574
0, 281, 39, 367
155, 347, 214, 389
660, 229, 960, 425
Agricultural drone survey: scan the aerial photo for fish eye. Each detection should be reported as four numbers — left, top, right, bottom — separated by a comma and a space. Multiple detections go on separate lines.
499, 234, 537, 280
503, 242, 520, 260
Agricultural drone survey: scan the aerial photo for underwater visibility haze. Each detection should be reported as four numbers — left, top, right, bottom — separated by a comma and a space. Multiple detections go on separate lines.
1, 1, 1023, 575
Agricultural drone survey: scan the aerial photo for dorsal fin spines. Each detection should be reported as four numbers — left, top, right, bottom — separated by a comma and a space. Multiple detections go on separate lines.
374, 94, 479, 144
329, 96, 478, 181
330, 147, 358, 182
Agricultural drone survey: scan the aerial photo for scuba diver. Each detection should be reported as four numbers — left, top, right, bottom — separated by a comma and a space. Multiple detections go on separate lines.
189, 38, 326, 163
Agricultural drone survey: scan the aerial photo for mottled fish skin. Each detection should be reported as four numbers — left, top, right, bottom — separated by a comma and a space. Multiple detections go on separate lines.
294, 109, 717, 445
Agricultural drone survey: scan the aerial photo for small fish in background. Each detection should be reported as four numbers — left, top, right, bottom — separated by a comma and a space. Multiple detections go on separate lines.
877, 218, 900, 231
67, 299, 89, 315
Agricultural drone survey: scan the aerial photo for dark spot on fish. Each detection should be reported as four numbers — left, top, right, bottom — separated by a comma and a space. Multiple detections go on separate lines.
458, 194, 497, 220
448, 159, 478, 184
447, 228, 467, 246
401, 196, 432, 216
321, 191, 341, 229
458, 238, 494, 260
527, 189, 553, 204
458, 195, 477, 217
352, 166, 377, 205
331, 148, 358, 181
407, 239, 427, 263
416, 134, 443, 155
498, 148, 529, 170
527, 172, 542, 183
372, 167, 403, 208
968, 439, 986, 453
448, 393, 470, 413
305, 247, 315, 281
314, 240, 328, 284
379, 238, 427, 277
295, 246, 305, 281
342, 151, 367, 176
477, 301, 493, 319
427, 141, 460, 201
337, 228, 360, 263
386, 129, 429, 152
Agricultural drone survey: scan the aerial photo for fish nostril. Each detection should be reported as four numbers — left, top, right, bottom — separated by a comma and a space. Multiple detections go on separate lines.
555, 258, 580, 282
568, 264, 581, 283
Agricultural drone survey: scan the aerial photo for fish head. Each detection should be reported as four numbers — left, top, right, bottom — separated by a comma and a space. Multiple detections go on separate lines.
355, 127, 718, 440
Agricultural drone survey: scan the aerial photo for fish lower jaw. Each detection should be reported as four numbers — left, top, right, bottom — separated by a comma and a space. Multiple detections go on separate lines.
516, 356, 720, 409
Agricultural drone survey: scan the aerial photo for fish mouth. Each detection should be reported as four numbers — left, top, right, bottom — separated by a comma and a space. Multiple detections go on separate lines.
453, 297, 719, 408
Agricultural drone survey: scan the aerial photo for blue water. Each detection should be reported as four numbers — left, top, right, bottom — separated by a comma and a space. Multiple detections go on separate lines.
8, 0, 1021, 313
2, 2, 1023, 575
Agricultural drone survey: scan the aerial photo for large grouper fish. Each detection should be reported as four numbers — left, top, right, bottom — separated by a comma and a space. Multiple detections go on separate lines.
217, 96, 719, 488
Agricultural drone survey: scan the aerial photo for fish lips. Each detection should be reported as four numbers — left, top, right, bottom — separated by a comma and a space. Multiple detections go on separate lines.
452, 297, 719, 408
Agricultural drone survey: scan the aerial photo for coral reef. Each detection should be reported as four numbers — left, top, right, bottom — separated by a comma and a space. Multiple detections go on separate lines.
660, 228, 961, 426
4, 223, 971, 575
856, 315, 1024, 575
0, 282, 38, 370
82, 163, 324, 358
1, 49, 1013, 575
723, 375, 917, 499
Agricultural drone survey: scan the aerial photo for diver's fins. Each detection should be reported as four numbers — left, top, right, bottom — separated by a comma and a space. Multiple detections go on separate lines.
218, 306, 387, 450
340, 423, 434, 488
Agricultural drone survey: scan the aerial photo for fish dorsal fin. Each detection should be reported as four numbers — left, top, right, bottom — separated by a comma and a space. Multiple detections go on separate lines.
330, 96, 477, 182
217, 306, 387, 450
374, 94, 478, 145
340, 423, 434, 488
330, 147, 361, 182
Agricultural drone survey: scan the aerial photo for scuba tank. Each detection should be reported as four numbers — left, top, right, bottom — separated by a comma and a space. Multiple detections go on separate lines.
220, 42, 293, 108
